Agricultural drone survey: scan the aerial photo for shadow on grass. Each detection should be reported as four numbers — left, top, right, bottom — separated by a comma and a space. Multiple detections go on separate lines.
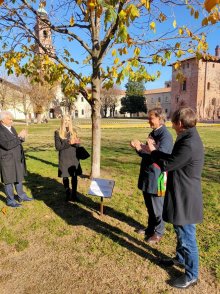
23, 171, 182, 280
26, 154, 58, 168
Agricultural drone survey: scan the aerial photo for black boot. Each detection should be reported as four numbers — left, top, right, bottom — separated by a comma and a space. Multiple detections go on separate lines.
71, 176, 79, 202
65, 188, 71, 202
63, 177, 71, 202
71, 191, 80, 202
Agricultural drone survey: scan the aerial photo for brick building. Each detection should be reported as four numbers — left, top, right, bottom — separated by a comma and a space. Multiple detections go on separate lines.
171, 46, 220, 120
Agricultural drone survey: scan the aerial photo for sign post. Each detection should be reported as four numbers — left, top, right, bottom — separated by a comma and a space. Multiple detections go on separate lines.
88, 178, 114, 215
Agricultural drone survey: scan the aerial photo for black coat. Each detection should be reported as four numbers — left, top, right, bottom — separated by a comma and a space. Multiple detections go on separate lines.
0, 124, 27, 184
54, 130, 82, 178
151, 127, 204, 225
138, 125, 173, 194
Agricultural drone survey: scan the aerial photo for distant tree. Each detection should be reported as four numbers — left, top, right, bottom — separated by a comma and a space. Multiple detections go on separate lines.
120, 95, 146, 117
101, 87, 119, 118
28, 82, 56, 123
120, 80, 146, 116
0, 78, 9, 110
125, 80, 145, 96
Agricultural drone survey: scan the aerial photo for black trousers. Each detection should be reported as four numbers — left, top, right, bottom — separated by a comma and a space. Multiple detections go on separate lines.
143, 192, 165, 237
63, 176, 77, 197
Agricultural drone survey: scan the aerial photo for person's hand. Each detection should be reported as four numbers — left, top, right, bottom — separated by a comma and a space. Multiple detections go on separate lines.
70, 136, 80, 144
141, 144, 151, 153
130, 139, 141, 150
18, 129, 28, 139
147, 137, 156, 152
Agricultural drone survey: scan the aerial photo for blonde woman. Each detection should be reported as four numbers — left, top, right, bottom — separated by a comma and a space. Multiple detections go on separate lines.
55, 115, 82, 202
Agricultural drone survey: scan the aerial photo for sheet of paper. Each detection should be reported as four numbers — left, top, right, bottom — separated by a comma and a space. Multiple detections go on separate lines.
88, 178, 114, 198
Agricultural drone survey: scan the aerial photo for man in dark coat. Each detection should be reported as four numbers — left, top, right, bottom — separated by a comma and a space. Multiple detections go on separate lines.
147, 107, 204, 289
131, 108, 173, 244
0, 111, 33, 207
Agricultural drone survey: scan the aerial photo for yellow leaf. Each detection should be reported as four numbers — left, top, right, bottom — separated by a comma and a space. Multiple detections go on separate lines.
202, 17, 208, 26
70, 15, 74, 26
204, 0, 220, 13
194, 11, 199, 19
173, 19, 177, 28
175, 42, 181, 49
119, 10, 127, 19
114, 57, 120, 64
174, 62, 181, 70
127, 35, 133, 47
150, 21, 156, 32
122, 47, 128, 54
178, 28, 184, 35
0, 0, 4, 5
159, 13, 167, 22
112, 49, 117, 57
40, 1, 46, 8
134, 47, 140, 56
87, 0, 96, 10
1, 207, 7, 215
145, 0, 150, 10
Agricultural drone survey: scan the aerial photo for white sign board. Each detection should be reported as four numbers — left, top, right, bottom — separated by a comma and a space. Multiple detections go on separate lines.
88, 178, 114, 198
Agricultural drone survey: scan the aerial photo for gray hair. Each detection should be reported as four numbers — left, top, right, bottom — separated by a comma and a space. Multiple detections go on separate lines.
148, 107, 167, 124
0, 111, 14, 121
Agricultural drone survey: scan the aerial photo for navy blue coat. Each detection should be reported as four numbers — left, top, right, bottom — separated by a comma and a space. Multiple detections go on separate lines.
151, 127, 204, 225
137, 125, 173, 194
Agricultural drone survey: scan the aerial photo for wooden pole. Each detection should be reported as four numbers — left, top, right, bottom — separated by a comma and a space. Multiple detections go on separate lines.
100, 197, 104, 215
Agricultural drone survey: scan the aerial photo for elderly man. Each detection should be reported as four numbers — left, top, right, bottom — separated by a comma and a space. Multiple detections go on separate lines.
147, 107, 204, 289
0, 111, 33, 207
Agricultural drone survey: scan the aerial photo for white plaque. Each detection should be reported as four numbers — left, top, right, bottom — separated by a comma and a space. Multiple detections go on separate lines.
88, 178, 114, 198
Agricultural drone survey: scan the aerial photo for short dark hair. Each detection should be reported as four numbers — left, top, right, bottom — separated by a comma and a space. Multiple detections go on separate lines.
171, 107, 197, 128
148, 107, 166, 124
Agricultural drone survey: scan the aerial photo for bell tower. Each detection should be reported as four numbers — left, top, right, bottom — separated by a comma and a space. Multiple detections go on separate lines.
34, 5, 55, 56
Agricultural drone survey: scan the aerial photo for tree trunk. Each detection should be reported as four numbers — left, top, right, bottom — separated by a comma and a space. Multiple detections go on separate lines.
91, 75, 101, 178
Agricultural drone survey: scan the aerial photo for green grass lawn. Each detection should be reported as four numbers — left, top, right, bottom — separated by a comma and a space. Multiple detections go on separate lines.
0, 119, 219, 293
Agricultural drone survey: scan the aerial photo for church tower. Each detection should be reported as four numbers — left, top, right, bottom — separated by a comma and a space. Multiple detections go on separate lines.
34, 5, 55, 56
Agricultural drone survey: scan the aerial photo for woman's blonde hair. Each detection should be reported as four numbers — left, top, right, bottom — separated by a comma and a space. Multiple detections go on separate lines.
58, 115, 77, 139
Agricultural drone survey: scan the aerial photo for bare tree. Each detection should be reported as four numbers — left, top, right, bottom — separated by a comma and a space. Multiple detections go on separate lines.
101, 87, 119, 118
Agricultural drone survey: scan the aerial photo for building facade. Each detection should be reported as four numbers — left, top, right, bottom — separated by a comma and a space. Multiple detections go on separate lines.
144, 85, 171, 118
171, 47, 220, 120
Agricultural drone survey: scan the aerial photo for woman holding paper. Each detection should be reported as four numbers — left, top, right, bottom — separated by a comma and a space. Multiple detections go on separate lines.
55, 115, 82, 202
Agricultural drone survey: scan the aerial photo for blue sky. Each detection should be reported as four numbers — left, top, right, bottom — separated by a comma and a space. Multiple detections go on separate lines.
45, 1, 219, 90
1, 1, 220, 90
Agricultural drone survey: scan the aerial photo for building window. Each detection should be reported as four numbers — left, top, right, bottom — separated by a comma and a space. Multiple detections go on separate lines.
212, 98, 217, 106
165, 109, 168, 113
81, 97, 84, 102
151, 98, 154, 103
43, 30, 48, 38
182, 80, 187, 91
182, 64, 185, 69
187, 63, 189, 68
176, 96, 179, 103
165, 96, 168, 102
82, 109, 84, 115
207, 82, 210, 90
213, 64, 215, 68
158, 97, 161, 102
75, 110, 78, 118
